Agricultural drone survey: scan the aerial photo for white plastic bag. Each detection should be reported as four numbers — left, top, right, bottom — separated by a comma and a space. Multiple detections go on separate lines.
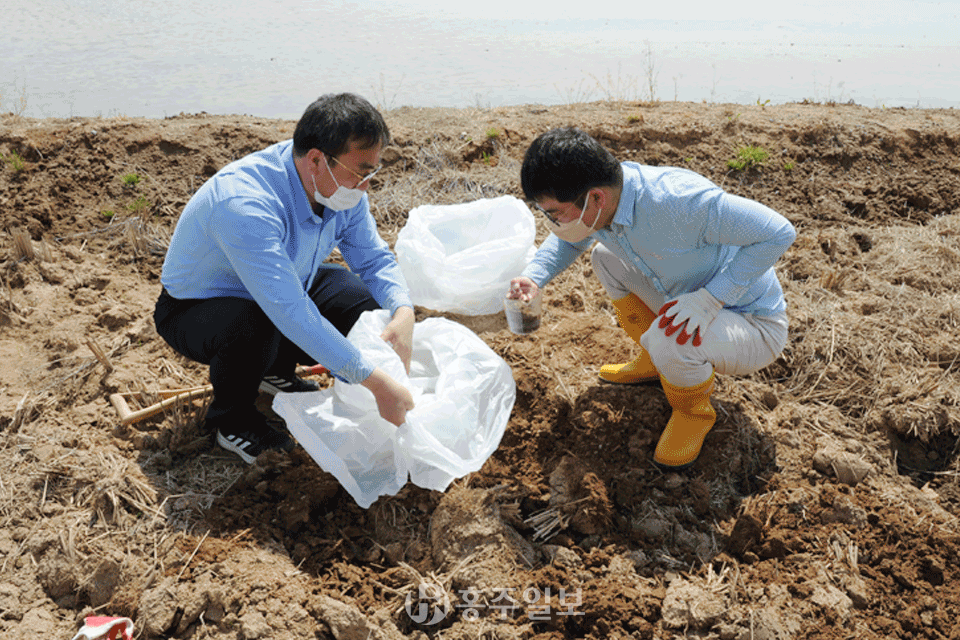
273, 310, 515, 508
395, 195, 537, 315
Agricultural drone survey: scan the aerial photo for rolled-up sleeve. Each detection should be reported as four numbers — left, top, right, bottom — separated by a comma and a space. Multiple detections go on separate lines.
703, 193, 796, 305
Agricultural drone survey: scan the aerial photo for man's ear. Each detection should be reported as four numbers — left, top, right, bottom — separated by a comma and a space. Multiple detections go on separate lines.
585, 187, 599, 209
305, 148, 325, 165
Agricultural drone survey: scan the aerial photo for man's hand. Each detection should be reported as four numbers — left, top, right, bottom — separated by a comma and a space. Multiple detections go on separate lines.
361, 368, 415, 427
657, 288, 723, 347
381, 306, 415, 374
507, 277, 539, 303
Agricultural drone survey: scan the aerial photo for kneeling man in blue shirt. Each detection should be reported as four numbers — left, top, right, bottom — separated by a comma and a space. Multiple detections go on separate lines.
508, 127, 796, 470
155, 93, 415, 464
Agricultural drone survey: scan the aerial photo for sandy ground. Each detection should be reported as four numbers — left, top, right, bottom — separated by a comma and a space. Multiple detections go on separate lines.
2, 100, 960, 640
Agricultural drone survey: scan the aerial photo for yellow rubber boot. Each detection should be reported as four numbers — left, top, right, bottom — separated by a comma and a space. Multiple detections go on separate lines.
654, 373, 717, 469
599, 293, 659, 384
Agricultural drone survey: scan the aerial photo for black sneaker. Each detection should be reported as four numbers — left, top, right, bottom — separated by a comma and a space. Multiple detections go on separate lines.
215, 415, 296, 464
259, 373, 321, 395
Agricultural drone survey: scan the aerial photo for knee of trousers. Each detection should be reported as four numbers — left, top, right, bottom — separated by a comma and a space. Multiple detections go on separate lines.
213, 306, 285, 366
640, 327, 713, 385
590, 244, 629, 299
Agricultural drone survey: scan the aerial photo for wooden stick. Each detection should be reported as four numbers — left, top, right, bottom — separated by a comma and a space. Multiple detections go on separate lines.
108, 364, 327, 426
110, 386, 213, 426
85, 339, 114, 373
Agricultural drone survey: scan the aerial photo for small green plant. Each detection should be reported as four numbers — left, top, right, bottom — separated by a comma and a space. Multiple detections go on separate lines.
727, 145, 770, 171
481, 151, 493, 166
783, 161, 796, 171
100, 209, 115, 220
126, 196, 150, 216
122, 172, 141, 186
485, 127, 500, 140
756, 97, 771, 108
627, 114, 642, 124
3, 150, 25, 172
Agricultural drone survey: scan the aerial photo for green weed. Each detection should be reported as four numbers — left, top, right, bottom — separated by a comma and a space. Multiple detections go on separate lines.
126, 196, 150, 216
727, 145, 770, 171
122, 172, 141, 187
485, 127, 500, 140
100, 210, 116, 220
2, 150, 25, 172
783, 161, 796, 171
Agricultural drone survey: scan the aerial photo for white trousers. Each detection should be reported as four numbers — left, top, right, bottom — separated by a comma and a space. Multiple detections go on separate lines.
591, 244, 788, 387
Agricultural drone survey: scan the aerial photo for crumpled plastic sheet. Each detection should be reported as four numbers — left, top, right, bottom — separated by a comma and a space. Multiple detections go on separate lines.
274, 310, 516, 508
395, 195, 537, 315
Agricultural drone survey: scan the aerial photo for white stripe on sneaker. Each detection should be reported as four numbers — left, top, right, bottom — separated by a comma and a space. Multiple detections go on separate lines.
216, 431, 258, 464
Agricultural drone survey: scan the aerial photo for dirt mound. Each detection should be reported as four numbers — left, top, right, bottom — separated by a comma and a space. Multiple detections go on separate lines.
2, 101, 960, 639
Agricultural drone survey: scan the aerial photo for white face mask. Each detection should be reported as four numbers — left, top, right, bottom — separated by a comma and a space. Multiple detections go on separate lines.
546, 194, 599, 243
312, 156, 365, 211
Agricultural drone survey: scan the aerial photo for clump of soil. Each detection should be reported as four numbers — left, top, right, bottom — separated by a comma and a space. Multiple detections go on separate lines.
2, 100, 960, 639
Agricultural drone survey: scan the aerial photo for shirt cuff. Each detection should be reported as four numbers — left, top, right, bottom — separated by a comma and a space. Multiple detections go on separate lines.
520, 263, 553, 289
330, 353, 376, 385
382, 293, 415, 316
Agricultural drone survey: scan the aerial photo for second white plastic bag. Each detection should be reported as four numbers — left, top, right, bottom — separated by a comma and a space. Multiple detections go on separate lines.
273, 310, 516, 508
395, 195, 537, 315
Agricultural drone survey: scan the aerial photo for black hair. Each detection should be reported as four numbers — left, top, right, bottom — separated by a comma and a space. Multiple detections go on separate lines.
292, 93, 390, 158
520, 127, 622, 204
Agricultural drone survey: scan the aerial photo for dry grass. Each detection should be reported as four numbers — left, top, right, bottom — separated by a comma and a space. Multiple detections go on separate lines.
52, 215, 171, 257
11, 228, 34, 261
2, 105, 959, 637
71, 452, 162, 525
372, 137, 520, 246
769, 214, 960, 442
150, 453, 243, 534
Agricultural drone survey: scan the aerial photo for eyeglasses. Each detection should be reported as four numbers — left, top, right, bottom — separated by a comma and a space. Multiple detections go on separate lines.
330, 155, 382, 187
532, 202, 561, 224
532, 192, 588, 225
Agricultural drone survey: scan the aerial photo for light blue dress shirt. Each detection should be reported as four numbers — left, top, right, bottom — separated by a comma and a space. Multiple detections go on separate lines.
161, 140, 412, 384
522, 162, 796, 315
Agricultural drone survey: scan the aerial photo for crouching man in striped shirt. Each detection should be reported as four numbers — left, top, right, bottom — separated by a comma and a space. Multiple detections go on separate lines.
508, 127, 796, 470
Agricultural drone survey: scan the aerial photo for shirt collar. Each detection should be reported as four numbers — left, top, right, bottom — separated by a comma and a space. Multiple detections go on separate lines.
283, 142, 324, 226
610, 162, 642, 228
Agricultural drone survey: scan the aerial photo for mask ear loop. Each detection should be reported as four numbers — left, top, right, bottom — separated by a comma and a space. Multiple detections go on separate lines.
581, 189, 600, 231
321, 154, 342, 189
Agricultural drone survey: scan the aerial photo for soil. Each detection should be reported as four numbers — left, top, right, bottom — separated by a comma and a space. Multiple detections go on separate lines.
2, 100, 960, 640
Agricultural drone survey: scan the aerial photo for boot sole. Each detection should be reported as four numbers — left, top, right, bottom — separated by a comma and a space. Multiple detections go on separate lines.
598, 374, 660, 386
652, 457, 696, 471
